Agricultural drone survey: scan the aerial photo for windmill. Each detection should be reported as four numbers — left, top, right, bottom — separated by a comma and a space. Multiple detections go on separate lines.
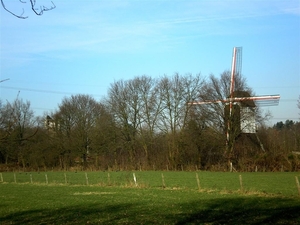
189, 47, 280, 169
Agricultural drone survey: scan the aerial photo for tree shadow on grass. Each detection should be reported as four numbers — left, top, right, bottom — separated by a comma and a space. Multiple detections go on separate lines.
175, 197, 300, 225
0, 196, 300, 224
0, 203, 136, 225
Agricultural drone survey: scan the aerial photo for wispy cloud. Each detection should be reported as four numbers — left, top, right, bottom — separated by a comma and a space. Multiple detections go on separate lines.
1, 0, 299, 65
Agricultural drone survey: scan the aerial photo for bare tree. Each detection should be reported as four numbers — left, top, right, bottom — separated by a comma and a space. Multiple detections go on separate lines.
90, 104, 117, 169
1, 0, 55, 19
135, 75, 161, 165
0, 98, 37, 166
53, 94, 101, 169
156, 73, 204, 168
106, 78, 144, 166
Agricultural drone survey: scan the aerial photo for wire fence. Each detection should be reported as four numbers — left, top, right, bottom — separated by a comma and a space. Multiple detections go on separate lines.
0, 171, 300, 197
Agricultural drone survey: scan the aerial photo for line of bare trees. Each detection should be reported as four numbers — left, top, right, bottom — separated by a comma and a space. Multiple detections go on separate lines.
0, 72, 299, 171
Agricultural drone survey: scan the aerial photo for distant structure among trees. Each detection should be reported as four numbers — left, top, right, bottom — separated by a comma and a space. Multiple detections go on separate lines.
45, 115, 55, 131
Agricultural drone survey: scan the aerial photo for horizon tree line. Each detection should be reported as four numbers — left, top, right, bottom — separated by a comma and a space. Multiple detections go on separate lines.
0, 72, 299, 171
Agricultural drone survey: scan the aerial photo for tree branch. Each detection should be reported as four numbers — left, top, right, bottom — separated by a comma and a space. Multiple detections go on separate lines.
1, 0, 56, 19
1, 0, 28, 19
30, 0, 56, 16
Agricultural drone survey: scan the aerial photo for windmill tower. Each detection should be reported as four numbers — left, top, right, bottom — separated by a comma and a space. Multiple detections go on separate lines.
189, 47, 280, 169
226, 47, 279, 135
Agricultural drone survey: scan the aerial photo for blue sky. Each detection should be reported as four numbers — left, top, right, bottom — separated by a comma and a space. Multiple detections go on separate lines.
0, 0, 299, 125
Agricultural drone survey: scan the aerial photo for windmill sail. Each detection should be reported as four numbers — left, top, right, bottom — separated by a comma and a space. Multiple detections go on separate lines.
189, 47, 280, 135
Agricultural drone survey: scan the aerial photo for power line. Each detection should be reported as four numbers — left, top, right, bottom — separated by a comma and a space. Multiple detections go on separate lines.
253, 86, 299, 89
0, 78, 10, 83
0, 86, 103, 97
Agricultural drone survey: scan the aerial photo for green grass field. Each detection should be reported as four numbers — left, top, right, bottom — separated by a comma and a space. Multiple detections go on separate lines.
1, 171, 300, 224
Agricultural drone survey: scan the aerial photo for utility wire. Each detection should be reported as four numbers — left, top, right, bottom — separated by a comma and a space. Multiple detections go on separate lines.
0, 86, 103, 97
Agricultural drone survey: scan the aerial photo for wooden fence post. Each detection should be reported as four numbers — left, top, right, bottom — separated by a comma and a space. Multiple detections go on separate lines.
107, 173, 110, 184
239, 174, 243, 192
161, 173, 166, 189
196, 173, 201, 191
295, 176, 300, 196
133, 173, 137, 187
85, 172, 89, 185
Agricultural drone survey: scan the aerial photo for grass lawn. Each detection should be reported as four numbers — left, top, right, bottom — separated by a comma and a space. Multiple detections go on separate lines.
0, 171, 300, 224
